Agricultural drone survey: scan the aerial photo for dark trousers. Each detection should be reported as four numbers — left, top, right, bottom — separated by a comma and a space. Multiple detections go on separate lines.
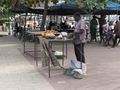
113, 35, 120, 47
90, 31, 96, 41
74, 43, 85, 63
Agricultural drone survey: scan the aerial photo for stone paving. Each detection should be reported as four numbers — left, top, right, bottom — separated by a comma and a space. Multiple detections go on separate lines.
1, 32, 120, 90
0, 34, 54, 90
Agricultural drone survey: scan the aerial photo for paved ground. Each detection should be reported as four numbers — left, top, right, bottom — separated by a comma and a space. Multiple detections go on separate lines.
1, 31, 120, 90
0, 32, 54, 90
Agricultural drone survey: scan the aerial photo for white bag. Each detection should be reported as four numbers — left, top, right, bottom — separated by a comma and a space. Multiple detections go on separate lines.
70, 60, 87, 75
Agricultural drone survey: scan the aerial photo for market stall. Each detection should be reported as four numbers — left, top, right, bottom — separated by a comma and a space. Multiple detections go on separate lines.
38, 33, 75, 78
24, 30, 73, 68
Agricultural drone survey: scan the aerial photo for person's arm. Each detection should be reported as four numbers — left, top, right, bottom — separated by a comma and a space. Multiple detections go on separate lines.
79, 20, 86, 34
74, 29, 84, 34
115, 22, 119, 32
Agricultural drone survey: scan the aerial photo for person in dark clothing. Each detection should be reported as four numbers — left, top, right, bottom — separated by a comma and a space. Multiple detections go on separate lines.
111, 17, 120, 48
63, 21, 68, 29
48, 21, 53, 30
15, 22, 19, 34
98, 15, 106, 44
90, 15, 98, 42
73, 12, 86, 63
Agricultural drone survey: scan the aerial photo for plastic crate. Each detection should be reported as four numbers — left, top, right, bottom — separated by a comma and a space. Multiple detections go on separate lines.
55, 55, 64, 59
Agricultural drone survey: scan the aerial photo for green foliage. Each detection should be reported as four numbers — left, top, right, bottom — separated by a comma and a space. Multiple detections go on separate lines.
51, 0, 58, 4
64, 0, 70, 4
83, 0, 109, 10
39, 0, 45, 3
0, 18, 11, 24
0, 0, 111, 14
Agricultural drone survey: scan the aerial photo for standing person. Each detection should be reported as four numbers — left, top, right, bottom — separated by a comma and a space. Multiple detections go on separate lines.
11, 17, 15, 30
90, 15, 98, 42
15, 20, 19, 36
73, 12, 86, 63
48, 21, 53, 30
111, 17, 120, 48
98, 15, 106, 44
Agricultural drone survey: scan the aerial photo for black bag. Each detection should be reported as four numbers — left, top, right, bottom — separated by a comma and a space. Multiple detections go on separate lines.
73, 32, 80, 40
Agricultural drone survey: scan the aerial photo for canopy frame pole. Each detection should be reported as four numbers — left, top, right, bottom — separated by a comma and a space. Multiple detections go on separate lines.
23, 13, 27, 54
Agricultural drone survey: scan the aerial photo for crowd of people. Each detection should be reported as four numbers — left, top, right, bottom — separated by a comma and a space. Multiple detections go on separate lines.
46, 20, 75, 30
12, 14, 120, 48
45, 15, 120, 48
90, 15, 120, 48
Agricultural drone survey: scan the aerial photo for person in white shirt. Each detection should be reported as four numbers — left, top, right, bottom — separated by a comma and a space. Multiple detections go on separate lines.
103, 21, 114, 46
107, 21, 114, 45
102, 22, 109, 46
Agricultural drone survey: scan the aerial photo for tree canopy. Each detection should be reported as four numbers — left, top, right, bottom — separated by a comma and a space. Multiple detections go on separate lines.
0, 0, 118, 11
0, 0, 119, 30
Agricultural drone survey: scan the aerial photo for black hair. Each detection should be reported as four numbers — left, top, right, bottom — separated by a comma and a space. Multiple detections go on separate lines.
74, 12, 81, 17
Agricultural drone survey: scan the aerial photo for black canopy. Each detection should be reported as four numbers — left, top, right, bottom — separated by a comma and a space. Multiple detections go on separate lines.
10, 6, 82, 15
10, 4, 120, 15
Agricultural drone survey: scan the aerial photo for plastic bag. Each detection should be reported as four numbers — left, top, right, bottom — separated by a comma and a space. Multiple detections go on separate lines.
70, 60, 87, 75
63, 68, 74, 76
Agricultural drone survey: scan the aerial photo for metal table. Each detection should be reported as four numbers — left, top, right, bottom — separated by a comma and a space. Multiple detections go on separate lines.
38, 36, 74, 65
23, 31, 43, 66
38, 36, 77, 78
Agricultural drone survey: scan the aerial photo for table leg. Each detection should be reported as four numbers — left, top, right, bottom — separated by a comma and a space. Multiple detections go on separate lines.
66, 42, 67, 59
23, 36, 25, 54
62, 42, 64, 65
34, 35, 38, 66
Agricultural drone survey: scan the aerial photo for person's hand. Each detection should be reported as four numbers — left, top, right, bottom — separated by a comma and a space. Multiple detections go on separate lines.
67, 33, 73, 39
68, 33, 73, 36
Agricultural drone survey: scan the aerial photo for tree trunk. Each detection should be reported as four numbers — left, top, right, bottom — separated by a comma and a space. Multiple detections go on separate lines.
40, 0, 48, 31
